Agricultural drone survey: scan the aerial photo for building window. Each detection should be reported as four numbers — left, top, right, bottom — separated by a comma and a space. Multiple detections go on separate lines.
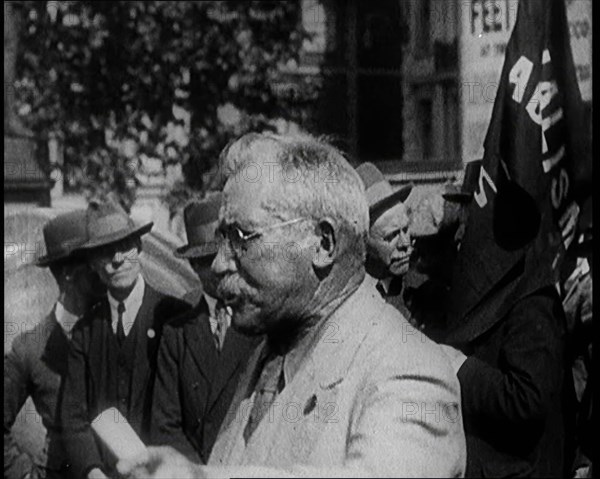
415, 0, 431, 57
417, 96, 433, 160
443, 83, 459, 164
411, 82, 459, 164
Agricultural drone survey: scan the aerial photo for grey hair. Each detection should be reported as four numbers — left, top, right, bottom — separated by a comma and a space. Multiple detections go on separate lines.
221, 132, 369, 264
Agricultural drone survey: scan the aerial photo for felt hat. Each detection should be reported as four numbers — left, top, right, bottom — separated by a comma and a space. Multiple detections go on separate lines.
79, 199, 153, 250
35, 209, 89, 266
355, 162, 413, 226
442, 160, 482, 203
174, 193, 221, 259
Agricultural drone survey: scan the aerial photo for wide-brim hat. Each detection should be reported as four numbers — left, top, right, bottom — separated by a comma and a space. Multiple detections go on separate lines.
443, 160, 482, 203
79, 199, 153, 250
355, 162, 413, 225
35, 209, 89, 266
175, 193, 221, 259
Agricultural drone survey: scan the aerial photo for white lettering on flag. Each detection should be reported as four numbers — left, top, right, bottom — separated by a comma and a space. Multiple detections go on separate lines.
542, 145, 565, 173
509, 56, 533, 103
474, 165, 497, 208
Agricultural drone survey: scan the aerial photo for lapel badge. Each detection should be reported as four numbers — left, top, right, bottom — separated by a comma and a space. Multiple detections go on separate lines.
147, 328, 156, 339
303, 394, 317, 416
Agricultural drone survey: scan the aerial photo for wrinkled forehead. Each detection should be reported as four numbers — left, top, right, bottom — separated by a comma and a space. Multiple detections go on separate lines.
221, 168, 281, 227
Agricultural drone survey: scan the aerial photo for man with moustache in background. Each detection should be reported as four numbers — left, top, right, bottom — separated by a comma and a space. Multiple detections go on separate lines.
151, 193, 257, 464
355, 162, 413, 320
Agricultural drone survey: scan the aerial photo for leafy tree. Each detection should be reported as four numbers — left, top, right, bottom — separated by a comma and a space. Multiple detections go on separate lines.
16, 1, 316, 210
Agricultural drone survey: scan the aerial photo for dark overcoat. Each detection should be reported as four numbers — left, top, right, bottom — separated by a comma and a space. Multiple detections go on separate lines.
456, 286, 575, 478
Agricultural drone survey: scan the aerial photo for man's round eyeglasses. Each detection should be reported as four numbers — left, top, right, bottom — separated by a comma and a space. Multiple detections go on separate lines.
216, 218, 307, 257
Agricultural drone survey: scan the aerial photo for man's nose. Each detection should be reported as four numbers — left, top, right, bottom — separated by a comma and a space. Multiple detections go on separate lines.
397, 231, 411, 250
211, 244, 236, 276
112, 249, 125, 265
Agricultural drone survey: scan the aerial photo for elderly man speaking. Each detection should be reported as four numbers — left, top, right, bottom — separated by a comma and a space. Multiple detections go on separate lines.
119, 133, 466, 478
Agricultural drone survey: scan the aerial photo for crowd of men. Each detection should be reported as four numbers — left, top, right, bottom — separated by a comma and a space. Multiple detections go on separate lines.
5, 133, 593, 478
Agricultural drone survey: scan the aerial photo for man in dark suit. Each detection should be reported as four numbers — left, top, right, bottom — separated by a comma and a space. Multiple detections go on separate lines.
4, 210, 103, 479
410, 166, 575, 477
355, 162, 413, 320
151, 193, 257, 463
60, 200, 189, 479
405, 162, 480, 341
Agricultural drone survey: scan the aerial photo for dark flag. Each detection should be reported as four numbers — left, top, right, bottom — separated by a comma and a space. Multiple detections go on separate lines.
445, 0, 592, 345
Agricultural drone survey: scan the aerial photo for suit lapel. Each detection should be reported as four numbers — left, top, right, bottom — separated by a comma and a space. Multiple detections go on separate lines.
87, 299, 112, 395
207, 329, 256, 412
40, 313, 70, 376
130, 285, 163, 411
209, 339, 268, 465
184, 296, 220, 382
243, 280, 385, 464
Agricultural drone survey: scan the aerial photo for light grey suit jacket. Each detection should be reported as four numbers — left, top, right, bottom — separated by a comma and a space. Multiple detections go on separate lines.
208, 278, 466, 477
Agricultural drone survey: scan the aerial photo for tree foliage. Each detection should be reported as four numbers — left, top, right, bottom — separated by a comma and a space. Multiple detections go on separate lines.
16, 1, 315, 210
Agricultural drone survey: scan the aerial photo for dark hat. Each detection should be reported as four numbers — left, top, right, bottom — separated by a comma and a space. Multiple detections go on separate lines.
443, 160, 482, 203
174, 193, 221, 259
35, 209, 89, 266
79, 199, 153, 250
355, 162, 413, 225
571, 197, 592, 257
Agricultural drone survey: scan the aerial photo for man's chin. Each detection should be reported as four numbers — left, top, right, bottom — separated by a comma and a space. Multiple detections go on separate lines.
107, 276, 138, 293
230, 308, 266, 336
389, 262, 409, 277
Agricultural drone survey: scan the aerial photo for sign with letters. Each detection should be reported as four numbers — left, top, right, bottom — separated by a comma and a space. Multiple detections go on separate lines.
459, 0, 591, 163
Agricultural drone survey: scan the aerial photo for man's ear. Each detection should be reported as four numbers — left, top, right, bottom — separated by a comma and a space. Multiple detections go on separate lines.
312, 218, 337, 270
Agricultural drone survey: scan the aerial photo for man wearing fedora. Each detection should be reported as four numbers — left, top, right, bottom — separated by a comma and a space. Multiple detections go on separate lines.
5, 210, 103, 479
355, 162, 413, 319
151, 193, 258, 464
405, 160, 481, 339
60, 200, 189, 479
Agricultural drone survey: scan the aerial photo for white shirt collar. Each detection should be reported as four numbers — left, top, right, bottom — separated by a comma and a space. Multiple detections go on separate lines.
107, 275, 146, 337
204, 293, 231, 338
378, 276, 393, 294
579, 257, 590, 275
54, 301, 80, 339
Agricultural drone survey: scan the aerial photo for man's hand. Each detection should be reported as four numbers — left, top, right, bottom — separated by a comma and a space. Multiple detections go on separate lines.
116, 446, 198, 479
87, 467, 109, 479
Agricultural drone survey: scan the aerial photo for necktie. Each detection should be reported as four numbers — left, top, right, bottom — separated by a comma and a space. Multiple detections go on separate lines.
388, 277, 403, 296
213, 302, 229, 352
116, 302, 126, 347
376, 281, 386, 297
243, 352, 285, 443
